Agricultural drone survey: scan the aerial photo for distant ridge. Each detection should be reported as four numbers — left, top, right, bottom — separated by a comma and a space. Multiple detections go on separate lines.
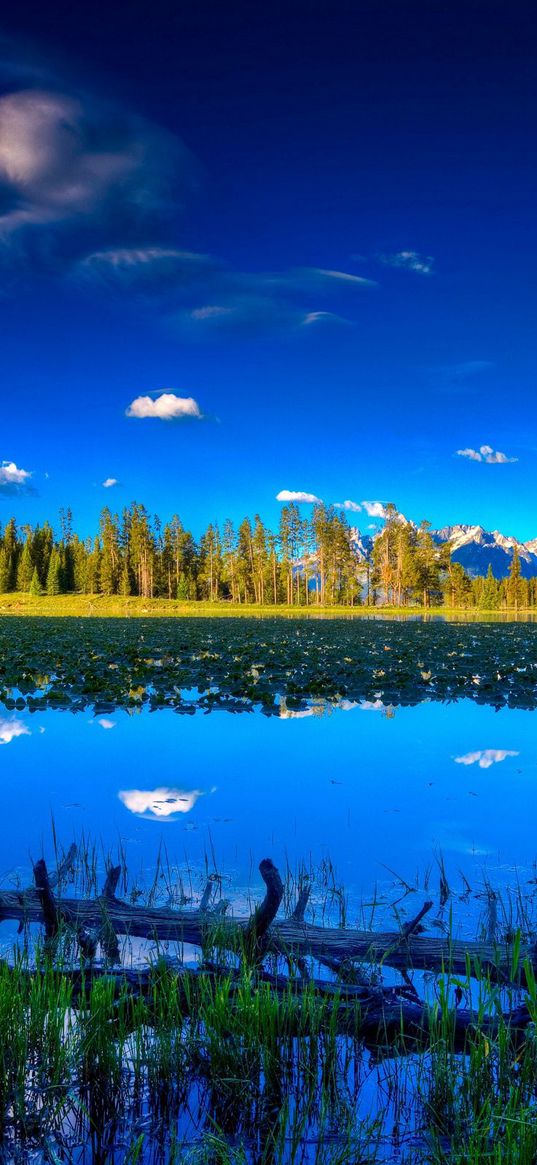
431, 524, 537, 579
338, 521, 537, 580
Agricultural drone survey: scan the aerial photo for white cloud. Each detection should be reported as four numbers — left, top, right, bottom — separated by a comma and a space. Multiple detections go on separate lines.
0, 461, 31, 486
126, 393, 203, 421
102, 478, 118, 489
334, 499, 362, 512
0, 718, 30, 745
455, 749, 519, 769
118, 785, 206, 819
362, 500, 388, 518
456, 445, 518, 464
276, 489, 322, 504
98, 718, 116, 729
378, 250, 434, 275
0, 460, 32, 495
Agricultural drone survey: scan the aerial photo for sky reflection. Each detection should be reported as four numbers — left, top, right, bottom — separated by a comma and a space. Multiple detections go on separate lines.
0, 698, 534, 901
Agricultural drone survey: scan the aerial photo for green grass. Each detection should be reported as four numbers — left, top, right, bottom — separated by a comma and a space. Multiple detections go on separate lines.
2, 837, 537, 1161
0, 592, 535, 618
0, 924, 536, 1161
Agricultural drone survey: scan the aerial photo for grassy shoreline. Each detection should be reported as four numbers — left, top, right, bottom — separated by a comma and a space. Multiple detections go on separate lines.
2, 838, 537, 1163
0, 593, 534, 619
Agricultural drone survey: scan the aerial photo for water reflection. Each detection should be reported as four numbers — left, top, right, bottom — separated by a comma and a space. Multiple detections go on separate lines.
119, 786, 210, 820
455, 749, 519, 768
0, 698, 533, 907
0, 718, 30, 745
278, 697, 392, 718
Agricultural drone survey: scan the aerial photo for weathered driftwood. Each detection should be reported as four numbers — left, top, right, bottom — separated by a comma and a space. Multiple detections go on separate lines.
0, 881, 527, 983
33, 859, 59, 940
1, 852, 533, 1051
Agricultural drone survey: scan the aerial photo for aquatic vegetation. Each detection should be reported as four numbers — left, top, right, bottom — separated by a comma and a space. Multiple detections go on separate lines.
1, 838, 537, 1162
0, 615, 537, 716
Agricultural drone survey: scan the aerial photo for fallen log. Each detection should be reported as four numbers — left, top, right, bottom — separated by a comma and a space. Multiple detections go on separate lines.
0, 954, 530, 1053
0, 885, 527, 983
1, 851, 534, 1053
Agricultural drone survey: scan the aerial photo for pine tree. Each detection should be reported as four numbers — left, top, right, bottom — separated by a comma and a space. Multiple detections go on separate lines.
29, 567, 42, 596
46, 548, 62, 595
479, 564, 501, 610
506, 547, 524, 611
0, 548, 10, 593
99, 508, 121, 594
2, 518, 17, 591
16, 537, 34, 592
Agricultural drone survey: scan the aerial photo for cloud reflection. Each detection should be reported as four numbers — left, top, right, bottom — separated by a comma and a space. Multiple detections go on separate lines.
118, 785, 207, 820
455, 749, 519, 769
0, 718, 30, 745
279, 697, 360, 719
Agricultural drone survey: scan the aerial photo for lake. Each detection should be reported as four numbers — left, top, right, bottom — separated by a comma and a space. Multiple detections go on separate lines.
2, 615, 537, 931
2, 615, 537, 1163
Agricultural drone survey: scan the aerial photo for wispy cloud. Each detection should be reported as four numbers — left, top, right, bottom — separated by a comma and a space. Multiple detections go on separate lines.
79, 247, 216, 289
456, 445, 518, 464
431, 360, 493, 390
171, 272, 364, 338
276, 489, 322, 504
79, 249, 371, 338
0, 48, 374, 340
102, 477, 119, 488
126, 393, 203, 421
455, 749, 519, 769
377, 250, 434, 275
334, 499, 362, 512
0, 460, 33, 495
302, 311, 351, 327
262, 268, 375, 295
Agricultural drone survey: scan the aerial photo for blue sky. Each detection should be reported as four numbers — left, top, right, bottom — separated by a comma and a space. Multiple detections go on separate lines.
1, 1, 536, 539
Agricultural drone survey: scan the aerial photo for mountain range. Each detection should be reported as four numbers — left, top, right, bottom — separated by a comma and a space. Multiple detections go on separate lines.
349, 524, 537, 579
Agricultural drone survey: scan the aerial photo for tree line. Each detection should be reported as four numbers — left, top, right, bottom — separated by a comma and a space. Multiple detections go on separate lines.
0, 501, 534, 609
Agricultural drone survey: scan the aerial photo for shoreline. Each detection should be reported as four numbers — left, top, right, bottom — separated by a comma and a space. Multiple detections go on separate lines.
0, 594, 535, 619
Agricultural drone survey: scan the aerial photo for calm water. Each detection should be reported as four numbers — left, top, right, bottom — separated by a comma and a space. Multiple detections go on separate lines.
2, 695, 535, 916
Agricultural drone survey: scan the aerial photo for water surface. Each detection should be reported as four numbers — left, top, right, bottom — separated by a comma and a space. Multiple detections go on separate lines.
2, 696, 535, 921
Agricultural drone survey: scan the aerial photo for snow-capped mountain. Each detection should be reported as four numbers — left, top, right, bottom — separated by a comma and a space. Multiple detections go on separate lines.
432, 525, 537, 578
349, 528, 374, 561
298, 520, 537, 581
